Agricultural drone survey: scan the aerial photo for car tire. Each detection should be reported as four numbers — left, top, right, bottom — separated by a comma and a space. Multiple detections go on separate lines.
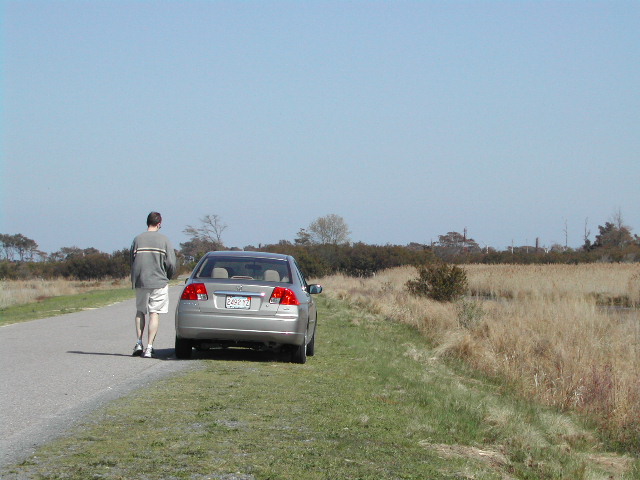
175, 336, 192, 359
292, 336, 307, 364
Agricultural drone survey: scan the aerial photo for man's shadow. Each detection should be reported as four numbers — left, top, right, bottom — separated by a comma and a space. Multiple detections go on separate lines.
67, 348, 177, 360
67, 348, 288, 362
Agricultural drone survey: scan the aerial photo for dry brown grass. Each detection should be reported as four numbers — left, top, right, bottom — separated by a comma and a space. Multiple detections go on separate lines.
465, 263, 640, 306
320, 263, 640, 445
0, 278, 130, 310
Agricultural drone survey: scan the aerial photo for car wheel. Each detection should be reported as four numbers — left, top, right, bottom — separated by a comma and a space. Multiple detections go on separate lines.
175, 336, 192, 359
292, 336, 307, 364
307, 324, 316, 357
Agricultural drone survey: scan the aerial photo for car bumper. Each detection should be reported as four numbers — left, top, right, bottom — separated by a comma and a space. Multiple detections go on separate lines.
175, 311, 306, 347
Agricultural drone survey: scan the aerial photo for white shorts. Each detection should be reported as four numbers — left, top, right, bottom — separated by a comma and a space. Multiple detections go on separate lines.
135, 285, 169, 315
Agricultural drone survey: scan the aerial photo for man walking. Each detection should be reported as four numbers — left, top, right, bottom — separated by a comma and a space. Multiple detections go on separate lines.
130, 212, 177, 358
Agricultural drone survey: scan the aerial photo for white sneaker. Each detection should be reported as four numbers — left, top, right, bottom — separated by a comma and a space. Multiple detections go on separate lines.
143, 346, 153, 358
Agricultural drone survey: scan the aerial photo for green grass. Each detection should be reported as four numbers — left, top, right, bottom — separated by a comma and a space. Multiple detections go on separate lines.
2, 296, 638, 479
0, 288, 135, 326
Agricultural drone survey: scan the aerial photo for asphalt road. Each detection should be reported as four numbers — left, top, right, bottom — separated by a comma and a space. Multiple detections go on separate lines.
0, 285, 194, 468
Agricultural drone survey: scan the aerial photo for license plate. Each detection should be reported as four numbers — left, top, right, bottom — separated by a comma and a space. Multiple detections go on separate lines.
226, 296, 251, 309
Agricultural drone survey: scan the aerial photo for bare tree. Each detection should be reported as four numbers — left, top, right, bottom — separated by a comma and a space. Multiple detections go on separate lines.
184, 214, 228, 247
308, 214, 351, 245
583, 218, 591, 250
612, 208, 627, 231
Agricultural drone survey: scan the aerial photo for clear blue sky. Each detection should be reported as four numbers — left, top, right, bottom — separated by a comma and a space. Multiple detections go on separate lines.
2, 1, 639, 254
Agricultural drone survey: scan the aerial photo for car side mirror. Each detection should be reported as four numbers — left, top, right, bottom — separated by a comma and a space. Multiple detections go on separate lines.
308, 284, 323, 294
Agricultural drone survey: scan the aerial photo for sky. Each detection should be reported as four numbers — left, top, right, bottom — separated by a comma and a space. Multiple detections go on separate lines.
1, 1, 639, 254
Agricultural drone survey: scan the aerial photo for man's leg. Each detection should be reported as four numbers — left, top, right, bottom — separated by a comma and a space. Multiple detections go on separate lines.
143, 312, 159, 358
134, 289, 150, 345
135, 311, 146, 342
132, 311, 146, 356
143, 286, 168, 357
147, 312, 159, 346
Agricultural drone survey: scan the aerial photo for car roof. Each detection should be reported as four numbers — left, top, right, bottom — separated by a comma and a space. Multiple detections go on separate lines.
204, 250, 291, 261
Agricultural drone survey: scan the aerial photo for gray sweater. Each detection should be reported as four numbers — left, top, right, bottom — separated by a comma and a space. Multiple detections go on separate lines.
130, 231, 177, 289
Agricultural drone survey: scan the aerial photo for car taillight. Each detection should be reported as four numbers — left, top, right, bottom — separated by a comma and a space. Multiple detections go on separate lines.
269, 287, 300, 305
181, 283, 208, 301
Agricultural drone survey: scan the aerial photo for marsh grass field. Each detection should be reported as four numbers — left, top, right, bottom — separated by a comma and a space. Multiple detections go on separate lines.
321, 263, 640, 449
0, 278, 131, 310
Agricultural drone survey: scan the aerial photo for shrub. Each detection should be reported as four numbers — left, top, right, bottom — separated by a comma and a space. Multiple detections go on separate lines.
406, 263, 468, 302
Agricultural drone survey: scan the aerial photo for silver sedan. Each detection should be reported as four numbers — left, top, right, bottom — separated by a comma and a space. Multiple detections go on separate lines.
175, 251, 322, 363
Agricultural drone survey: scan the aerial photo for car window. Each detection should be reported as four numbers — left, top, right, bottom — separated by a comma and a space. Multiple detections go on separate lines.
195, 256, 292, 283
293, 259, 309, 290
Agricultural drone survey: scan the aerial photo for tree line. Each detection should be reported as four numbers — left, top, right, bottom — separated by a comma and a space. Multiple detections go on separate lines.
1, 213, 639, 281
0, 242, 131, 281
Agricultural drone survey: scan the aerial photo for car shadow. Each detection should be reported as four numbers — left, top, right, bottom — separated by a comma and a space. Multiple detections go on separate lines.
189, 348, 288, 363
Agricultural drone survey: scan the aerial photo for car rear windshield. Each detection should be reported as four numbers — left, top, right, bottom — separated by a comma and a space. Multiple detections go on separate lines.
194, 256, 292, 283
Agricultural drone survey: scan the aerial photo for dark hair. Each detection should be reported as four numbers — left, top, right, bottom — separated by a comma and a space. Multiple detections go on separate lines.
147, 212, 162, 227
